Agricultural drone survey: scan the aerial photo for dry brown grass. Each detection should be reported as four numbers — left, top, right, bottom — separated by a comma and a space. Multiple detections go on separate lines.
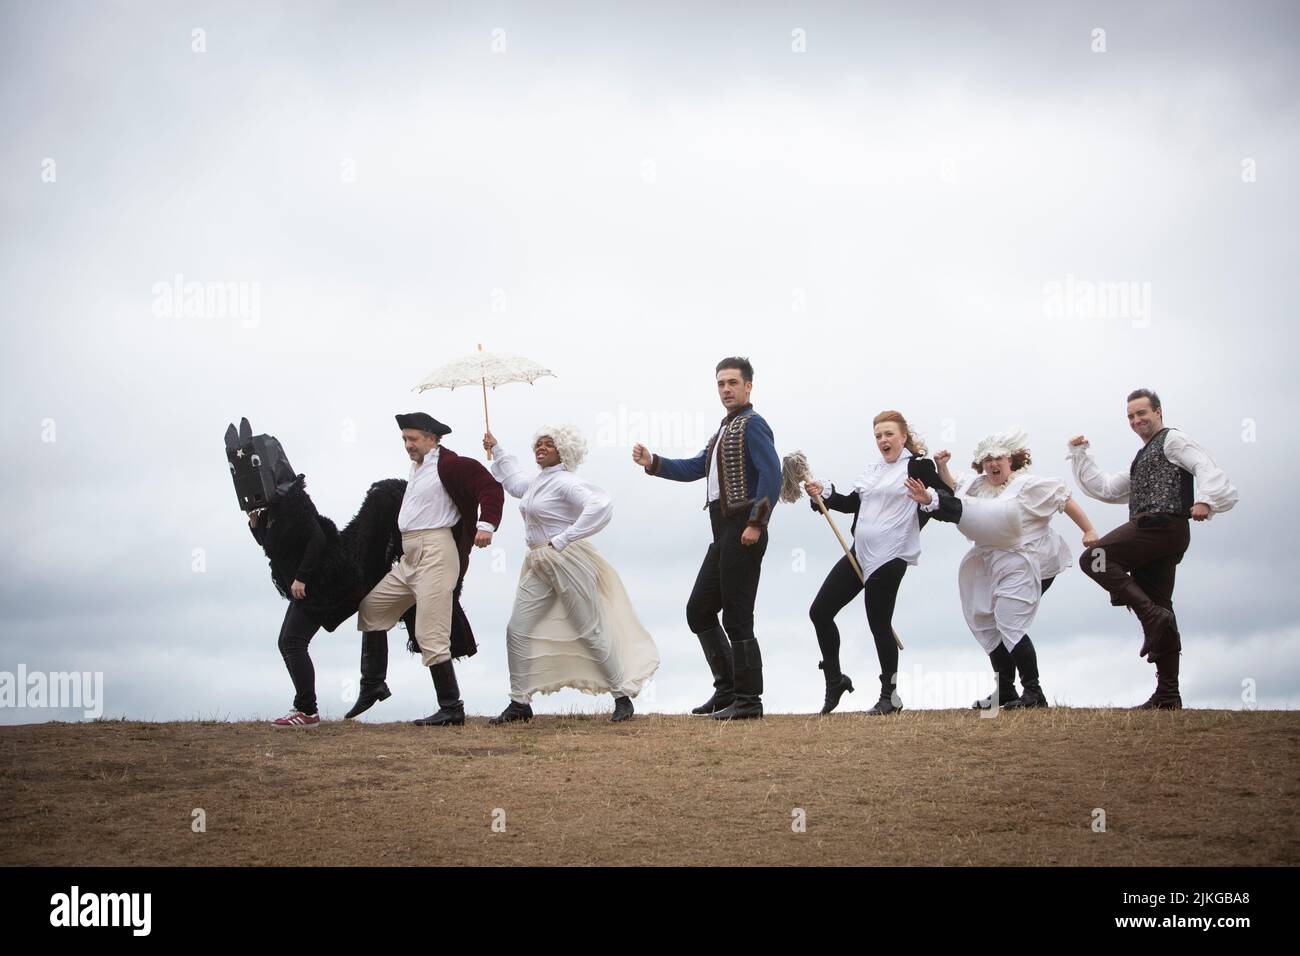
0, 709, 1296, 866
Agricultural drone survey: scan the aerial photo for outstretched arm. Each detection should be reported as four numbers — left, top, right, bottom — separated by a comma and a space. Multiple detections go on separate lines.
486, 437, 533, 500
1064, 497, 1100, 548
634, 441, 710, 483
1066, 436, 1131, 503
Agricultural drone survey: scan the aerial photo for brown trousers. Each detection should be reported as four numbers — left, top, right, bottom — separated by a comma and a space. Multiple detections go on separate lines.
1079, 515, 1190, 611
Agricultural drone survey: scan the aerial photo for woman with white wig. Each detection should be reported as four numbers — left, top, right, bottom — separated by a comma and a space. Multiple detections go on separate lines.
906, 428, 1099, 709
482, 424, 660, 723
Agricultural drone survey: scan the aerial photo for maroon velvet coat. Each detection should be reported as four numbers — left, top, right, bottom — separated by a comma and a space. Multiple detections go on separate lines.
432, 445, 505, 592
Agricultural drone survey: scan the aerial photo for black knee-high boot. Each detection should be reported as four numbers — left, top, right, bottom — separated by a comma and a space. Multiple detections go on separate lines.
413, 660, 465, 726
344, 631, 392, 719
973, 644, 1018, 709
691, 626, 735, 715
712, 639, 763, 720
1003, 637, 1048, 709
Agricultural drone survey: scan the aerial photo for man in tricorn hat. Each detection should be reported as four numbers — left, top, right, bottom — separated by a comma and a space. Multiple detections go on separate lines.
355, 412, 504, 725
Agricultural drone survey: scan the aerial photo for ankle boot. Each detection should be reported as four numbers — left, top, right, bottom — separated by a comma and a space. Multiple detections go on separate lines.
489, 700, 533, 724
345, 631, 392, 719
413, 660, 465, 726
610, 695, 634, 723
691, 626, 735, 715
712, 639, 763, 720
1116, 579, 1179, 661
1133, 651, 1183, 710
818, 660, 854, 714
865, 673, 902, 715
1003, 636, 1048, 709
974, 644, 1019, 709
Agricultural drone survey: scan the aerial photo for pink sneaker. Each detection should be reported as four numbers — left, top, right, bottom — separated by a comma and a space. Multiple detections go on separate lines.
272, 710, 320, 727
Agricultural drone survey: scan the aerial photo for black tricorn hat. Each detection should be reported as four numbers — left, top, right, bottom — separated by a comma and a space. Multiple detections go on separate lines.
396, 412, 451, 436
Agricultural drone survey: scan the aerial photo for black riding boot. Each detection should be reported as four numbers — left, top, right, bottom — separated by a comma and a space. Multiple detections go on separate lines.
1133, 648, 1182, 710
691, 626, 735, 715
1003, 636, 1048, 709
344, 631, 392, 719
819, 660, 854, 714
413, 660, 465, 726
865, 673, 902, 715
611, 695, 634, 722
712, 639, 763, 720
973, 644, 1018, 709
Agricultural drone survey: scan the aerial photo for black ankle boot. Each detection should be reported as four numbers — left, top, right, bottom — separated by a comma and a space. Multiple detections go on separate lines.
973, 645, 1018, 709
1004, 637, 1049, 709
865, 673, 902, 715
611, 695, 634, 723
691, 626, 735, 715
345, 631, 392, 719
713, 639, 763, 720
1133, 649, 1182, 710
413, 660, 465, 726
818, 660, 854, 714
489, 700, 534, 724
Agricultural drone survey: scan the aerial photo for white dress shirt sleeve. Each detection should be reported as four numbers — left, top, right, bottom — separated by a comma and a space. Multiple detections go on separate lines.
550, 477, 613, 552
488, 444, 533, 500
1162, 432, 1239, 516
1066, 440, 1131, 504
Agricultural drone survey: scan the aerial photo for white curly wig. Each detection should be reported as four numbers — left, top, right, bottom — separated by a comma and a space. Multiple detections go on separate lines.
532, 424, 588, 471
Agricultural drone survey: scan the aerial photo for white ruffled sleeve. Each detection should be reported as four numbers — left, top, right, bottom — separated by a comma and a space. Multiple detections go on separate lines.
1066, 440, 1131, 503
1018, 475, 1071, 517
1162, 431, 1239, 516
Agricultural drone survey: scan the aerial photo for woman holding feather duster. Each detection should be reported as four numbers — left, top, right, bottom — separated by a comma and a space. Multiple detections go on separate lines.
796, 410, 953, 716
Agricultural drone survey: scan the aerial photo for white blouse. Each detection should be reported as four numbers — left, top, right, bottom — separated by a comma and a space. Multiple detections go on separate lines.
1067, 433, 1238, 515
819, 451, 938, 580
490, 445, 613, 551
954, 471, 1074, 580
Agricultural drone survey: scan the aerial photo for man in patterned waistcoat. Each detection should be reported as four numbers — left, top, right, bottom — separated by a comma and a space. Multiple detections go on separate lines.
1068, 388, 1238, 709
632, 356, 782, 720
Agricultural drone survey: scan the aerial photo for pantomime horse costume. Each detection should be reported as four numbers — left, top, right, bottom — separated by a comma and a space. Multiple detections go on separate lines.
225, 418, 477, 721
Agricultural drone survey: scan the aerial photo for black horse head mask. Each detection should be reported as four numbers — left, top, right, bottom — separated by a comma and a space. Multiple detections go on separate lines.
223, 417, 299, 511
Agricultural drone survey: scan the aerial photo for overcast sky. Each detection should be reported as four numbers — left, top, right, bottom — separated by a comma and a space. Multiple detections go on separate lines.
2, 0, 1297, 723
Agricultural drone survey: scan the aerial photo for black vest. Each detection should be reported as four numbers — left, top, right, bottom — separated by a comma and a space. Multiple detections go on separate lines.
1128, 428, 1194, 518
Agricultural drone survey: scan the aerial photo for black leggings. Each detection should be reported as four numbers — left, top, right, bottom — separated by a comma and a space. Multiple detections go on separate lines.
809, 555, 908, 679
277, 603, 321, 715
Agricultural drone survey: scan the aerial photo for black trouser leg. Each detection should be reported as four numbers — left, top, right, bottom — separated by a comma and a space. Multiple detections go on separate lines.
810, 555, 863, 682
277, 603, 321, 715
864, 558, 907, 687
687, 516, 734, 712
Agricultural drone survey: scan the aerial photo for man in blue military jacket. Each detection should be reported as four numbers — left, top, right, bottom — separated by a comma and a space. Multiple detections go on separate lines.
632, 357, 781, 720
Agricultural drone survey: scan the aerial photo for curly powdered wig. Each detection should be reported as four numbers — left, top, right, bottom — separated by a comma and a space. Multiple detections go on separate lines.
532, 423, 588, 471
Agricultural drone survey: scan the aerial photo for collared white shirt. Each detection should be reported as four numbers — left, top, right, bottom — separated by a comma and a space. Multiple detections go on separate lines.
706, 423, 725, 502
819, 451, 939, 580
1066, 433, 1239, 516
490, 445, 612, 550
398, 445, 496, 534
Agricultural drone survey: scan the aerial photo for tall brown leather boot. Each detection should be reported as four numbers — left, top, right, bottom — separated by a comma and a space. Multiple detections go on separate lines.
1115, 579, 1179, 661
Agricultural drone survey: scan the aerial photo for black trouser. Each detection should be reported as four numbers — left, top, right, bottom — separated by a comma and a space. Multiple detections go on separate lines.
686, 502, 768, 643
809, 555, 908, 680
1080, 515, 1190, 611
277, 602, 322, 715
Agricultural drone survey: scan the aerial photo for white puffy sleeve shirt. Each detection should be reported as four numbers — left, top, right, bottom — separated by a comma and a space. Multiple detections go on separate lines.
490, 445, 613, 551
1066, 434, 1239, 516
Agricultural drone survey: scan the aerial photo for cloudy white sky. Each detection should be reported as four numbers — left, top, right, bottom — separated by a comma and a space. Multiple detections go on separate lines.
2, 0, 1297, 723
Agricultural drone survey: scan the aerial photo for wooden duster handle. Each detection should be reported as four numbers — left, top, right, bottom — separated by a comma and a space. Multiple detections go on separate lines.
478, 343, 493, 461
